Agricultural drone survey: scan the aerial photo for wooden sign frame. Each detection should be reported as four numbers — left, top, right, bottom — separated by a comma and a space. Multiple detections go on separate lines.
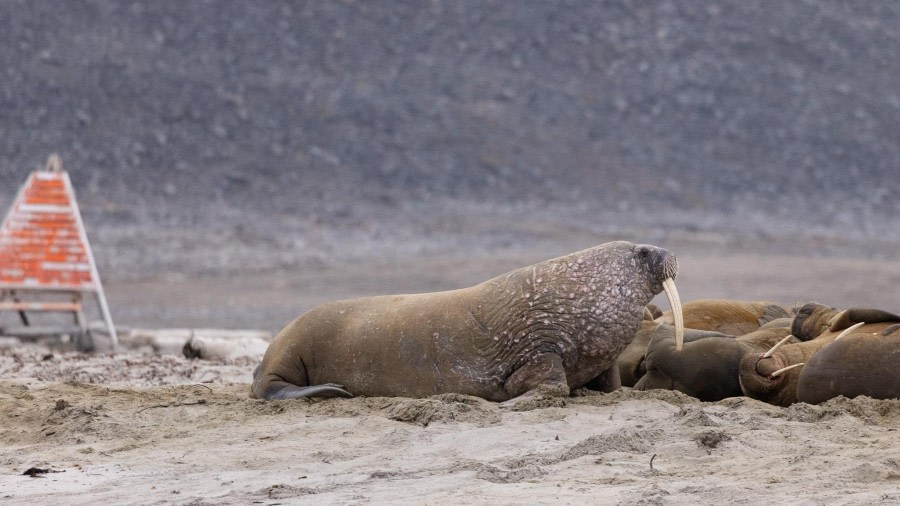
0, 155, 117, 350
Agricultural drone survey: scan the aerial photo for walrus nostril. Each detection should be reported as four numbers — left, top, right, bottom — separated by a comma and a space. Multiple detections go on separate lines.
755, 356, 783, 376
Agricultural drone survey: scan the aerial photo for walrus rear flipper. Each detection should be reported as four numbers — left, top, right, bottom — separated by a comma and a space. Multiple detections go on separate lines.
758, 304, 792, 327
264, 381, 353, 400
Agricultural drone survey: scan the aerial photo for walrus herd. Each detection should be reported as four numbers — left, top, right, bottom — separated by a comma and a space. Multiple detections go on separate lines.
627, 300, 900, 406
252, 240, 900, 407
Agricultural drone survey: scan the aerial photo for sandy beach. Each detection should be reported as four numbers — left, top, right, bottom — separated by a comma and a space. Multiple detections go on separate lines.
3, 355, 900, 505
3, 248, 900, 505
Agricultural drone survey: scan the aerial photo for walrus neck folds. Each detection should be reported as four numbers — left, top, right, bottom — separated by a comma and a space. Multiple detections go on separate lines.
472, 252, 659, 369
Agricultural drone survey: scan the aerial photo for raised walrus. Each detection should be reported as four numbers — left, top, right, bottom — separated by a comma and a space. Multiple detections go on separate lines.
797, 323, 900, 404
250, 241, 684, 404
738, 306, 900, 406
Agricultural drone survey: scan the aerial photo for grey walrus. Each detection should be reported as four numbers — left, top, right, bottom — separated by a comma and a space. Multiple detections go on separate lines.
250, 241, 684, 404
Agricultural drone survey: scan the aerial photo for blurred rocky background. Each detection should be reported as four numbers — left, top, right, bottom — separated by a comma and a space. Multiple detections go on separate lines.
2, 1, 899, 330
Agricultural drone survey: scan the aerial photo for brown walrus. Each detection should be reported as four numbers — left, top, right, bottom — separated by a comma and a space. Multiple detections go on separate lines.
616, 299, 790, 389
739, 306, 900, 406
250, 241, 684, 404
615, 310, 663, 388
797, 323, 900, 404
789, 302, 841, 341
632, 319, 794, 401
655, 299, 790, 336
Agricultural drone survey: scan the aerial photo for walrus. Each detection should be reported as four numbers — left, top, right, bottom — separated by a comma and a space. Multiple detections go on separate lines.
655, 299, 791, 336
633, 320, 794, 401
797, 323, 900, 404
182, 331, 271, 360
739, 307, 900, 406
645, 303, 663, 320
616, 299, 790, 388
789, 302, 841, 341
250, 241, 684, 404
615, 310, 663, 387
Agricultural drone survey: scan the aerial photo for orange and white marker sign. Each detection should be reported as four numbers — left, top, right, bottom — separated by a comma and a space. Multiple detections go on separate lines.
0, 155, 117, 347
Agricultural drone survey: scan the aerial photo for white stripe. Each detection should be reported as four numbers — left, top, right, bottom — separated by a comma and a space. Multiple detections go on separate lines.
40, 262, 91, 271
19, 204, 72, 213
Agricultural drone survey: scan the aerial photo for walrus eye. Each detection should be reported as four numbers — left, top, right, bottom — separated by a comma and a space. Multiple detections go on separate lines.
638, 247, 650, 260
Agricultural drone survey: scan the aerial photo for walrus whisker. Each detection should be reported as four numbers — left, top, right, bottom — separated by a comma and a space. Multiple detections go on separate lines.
834, 321, 865, 341
662, 277, 685, 351
762, 335, 794, 358
769, 362, 804, 378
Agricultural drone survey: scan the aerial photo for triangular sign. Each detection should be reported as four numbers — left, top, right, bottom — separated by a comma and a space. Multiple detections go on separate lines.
0, 155, 116, 348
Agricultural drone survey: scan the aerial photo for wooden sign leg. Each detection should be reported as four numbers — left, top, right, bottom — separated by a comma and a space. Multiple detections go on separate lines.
9, 290, 30, 325
95, 291, 118, 350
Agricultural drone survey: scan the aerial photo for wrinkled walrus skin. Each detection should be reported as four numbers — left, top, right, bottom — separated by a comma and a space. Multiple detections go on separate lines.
251, 241, 680, 403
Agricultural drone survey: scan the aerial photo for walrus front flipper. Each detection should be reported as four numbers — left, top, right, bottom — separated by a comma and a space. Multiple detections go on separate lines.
265, 381, 353, 400
499, 353, 569, 409
828, 308, 900, 332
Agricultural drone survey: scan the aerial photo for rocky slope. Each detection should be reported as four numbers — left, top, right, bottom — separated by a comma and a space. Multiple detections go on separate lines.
2, 1, 899, 279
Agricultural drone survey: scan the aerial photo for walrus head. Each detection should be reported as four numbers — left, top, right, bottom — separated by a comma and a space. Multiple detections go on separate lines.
635, 244, 684, 351
626, 243, 684, 350
790, 302, 840, 341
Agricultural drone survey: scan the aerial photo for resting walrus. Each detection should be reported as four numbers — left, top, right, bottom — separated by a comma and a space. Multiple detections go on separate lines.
633, 320, 794, 401
654, 299, 791, 336
738, 306, 900, 406
616, 299, 790, 389
615, 310, 665, 388
251, 241, 684, 404
797, 322, 900, 404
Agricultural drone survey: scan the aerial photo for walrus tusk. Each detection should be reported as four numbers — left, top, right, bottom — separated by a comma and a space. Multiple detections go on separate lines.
769, 362, 804, 378
763, 335, 795, 359
662, 277, 685, 351
834, 321, 865, 341
826, 310, 847, 329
